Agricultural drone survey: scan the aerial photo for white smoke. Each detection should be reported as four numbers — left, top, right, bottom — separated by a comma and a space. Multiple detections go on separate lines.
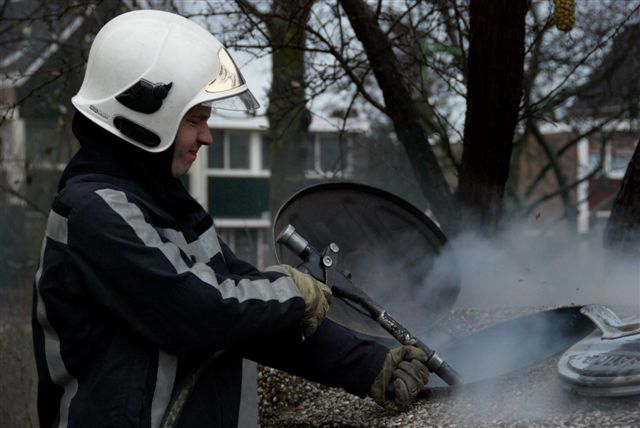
414, 221, 640, 423
337, 219, 639, 347
429, 221, 640, 314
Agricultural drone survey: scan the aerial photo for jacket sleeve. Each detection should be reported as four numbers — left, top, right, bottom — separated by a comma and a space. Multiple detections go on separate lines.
243, 318, 389, 398
219, 240, 262, 277
64, 188, 305, 357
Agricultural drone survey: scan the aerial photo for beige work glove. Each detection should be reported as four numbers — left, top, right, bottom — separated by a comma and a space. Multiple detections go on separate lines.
370, 345, 430, 411
266, 264, 332, 338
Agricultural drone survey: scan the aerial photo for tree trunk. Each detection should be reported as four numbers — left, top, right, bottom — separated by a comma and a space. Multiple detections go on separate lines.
267, 0, 313, 222
456, 0, 527, 234
604, 137, 640, 257
339, 0, 456, 235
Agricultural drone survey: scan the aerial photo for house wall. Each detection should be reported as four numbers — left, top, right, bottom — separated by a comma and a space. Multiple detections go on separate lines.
587, 131, 638, 230
518, 127, 639, 235
518, 131, 579, 232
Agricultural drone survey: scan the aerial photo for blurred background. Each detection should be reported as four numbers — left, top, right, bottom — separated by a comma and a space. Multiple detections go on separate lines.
1, 1, 639, 426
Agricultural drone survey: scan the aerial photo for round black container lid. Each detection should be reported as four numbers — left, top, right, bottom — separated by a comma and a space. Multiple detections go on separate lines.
274, 182, 460, 342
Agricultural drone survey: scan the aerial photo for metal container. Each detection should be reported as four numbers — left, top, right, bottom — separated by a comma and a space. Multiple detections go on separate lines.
558, 305, 640, 397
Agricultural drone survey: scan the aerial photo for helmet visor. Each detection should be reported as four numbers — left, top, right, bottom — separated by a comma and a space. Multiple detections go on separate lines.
200, 47, 260, 111
202, 89, 260, 111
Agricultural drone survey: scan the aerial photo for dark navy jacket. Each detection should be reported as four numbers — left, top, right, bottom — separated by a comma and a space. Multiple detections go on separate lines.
31, 114, 388, 428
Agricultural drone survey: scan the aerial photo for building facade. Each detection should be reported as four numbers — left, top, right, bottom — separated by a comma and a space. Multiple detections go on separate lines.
186, 113, 369, 268
518, 120, 639, 236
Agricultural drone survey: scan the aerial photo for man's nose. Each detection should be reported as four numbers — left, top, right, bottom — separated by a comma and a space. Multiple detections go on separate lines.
198, 124, 213, 146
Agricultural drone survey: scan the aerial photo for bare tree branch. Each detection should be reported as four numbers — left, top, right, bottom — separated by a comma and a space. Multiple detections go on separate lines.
339, 0, 456, 233
523, 112, 626, 199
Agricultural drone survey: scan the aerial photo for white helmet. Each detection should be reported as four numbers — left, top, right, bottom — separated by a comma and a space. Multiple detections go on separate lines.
71, 10, 259, 152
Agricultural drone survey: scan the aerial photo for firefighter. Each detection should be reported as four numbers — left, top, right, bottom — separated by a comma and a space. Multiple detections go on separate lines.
31, 10, 429, 427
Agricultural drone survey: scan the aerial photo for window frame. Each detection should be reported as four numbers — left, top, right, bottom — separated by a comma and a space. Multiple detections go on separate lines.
305, 131, 353, 179
205, 129, 270, 177
217, 225, 270, 269
604, 144, 633, 179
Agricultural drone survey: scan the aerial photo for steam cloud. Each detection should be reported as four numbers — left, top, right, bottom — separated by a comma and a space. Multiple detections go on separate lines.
413, 221, 638, 422
433, 222, 640, 314
347, 219, 639, 339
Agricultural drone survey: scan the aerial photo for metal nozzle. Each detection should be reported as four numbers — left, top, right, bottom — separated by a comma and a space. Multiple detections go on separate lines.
276, 225, 311, 257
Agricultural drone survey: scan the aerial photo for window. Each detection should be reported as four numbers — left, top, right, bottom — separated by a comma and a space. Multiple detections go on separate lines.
207, 177, 269, 218
229, 133, 250, 169
605, 146, 633, 179
217, 227, 272, 268
207, 130, 252, 170
261, 135, 272, 170
208, 130, 224, 169
307, 132, 350, 177
588, 152, 602, 175
611, 151, 631, 173
319, 134, 343, 172
306, 134, 315, 171
222, 228, 258, 266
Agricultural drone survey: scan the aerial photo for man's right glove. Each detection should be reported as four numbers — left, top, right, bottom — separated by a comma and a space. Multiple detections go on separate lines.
370, 345, 430, 411
266, 264, 332, 338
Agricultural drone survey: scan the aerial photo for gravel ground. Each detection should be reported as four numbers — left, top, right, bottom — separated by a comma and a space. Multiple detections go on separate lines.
258, 307, 640, 427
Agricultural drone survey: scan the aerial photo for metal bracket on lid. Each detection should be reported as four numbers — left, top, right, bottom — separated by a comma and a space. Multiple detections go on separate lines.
580, 305, 640, 340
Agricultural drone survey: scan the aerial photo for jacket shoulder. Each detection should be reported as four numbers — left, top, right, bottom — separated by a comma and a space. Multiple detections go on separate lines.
55, 176, 128, 214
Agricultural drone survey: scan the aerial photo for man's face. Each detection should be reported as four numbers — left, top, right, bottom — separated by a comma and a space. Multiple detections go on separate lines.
171, 105, 213, 177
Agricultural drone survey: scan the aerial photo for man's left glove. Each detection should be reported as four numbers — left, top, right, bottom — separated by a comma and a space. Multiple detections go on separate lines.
370, 345, 430, 411
266, 264, 332, 338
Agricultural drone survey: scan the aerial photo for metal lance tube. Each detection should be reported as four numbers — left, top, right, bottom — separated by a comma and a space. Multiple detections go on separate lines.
276, 225, 463, 386
376, 310, 462, 386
